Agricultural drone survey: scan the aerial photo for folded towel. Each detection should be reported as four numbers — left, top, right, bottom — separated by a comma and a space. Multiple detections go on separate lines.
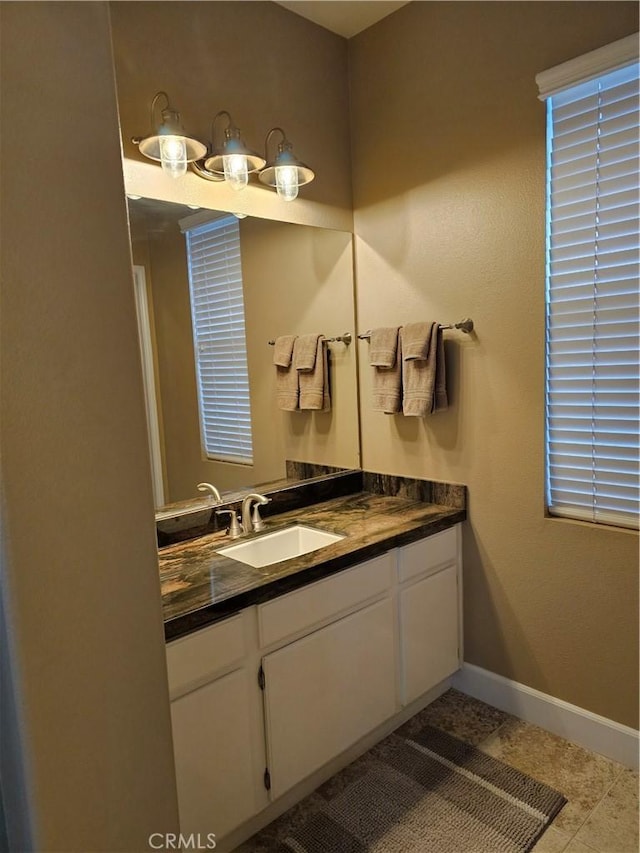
320, 342, 331, 412
299, 336, 331, 411
276, 335, 300, 410
273, 335, 297, 367
294, 333, 320, 372
432, 327, 448, 413
403, 321, 435, 361
369, 326, 400, 368
275, 362, 299, 411
402, 321, 444, 416
372, 332, 402, 414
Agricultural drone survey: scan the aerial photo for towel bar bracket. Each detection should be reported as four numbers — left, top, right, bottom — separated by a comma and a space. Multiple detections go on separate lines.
330, 332, 352, 345
443, 318, 474, 334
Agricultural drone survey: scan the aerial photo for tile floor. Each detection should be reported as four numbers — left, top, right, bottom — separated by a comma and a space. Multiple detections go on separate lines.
239, 688, 638, 853
413, 689, 638, 853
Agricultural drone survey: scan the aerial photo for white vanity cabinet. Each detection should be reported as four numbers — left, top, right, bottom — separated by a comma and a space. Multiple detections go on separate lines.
398, 527, 461, 705
165, 613, 265, 840
165, 522, 462, 849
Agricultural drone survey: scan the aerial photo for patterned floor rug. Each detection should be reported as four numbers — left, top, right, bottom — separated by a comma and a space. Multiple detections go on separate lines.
244, 724, 566, 853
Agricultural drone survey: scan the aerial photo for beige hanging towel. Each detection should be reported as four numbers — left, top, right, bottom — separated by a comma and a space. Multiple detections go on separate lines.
273, 334, 296, 367
298, 335, 331, 411
402, 321, 447, 416
371, 327, 402, 414
275, 335, 299, 411
402, 321, 434, 361
370, 326, 401, 368
432, 327, 448, 413
293, 333, 320, 372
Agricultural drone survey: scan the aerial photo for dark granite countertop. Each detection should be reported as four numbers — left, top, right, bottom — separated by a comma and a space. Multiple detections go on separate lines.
160, 491, 465, 641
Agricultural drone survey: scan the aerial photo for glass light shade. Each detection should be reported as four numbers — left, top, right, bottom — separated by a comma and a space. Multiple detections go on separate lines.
275, 165, 300, 201
159, 135, 188, 178
223, 153, 249, 191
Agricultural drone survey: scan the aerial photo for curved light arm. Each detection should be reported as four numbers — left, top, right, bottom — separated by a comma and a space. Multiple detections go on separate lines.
264, 126, 288, 160
209, 110, 235, 151
150, 91, 170, 128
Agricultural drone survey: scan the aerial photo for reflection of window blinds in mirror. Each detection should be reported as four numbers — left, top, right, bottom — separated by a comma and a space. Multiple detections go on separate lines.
185, 216, 254, 465
544, 60, 639, 529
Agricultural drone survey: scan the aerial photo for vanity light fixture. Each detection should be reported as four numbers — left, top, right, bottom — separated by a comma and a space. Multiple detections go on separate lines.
131, 96, 313, 201
259, 127, 315, 201
132, 91, 206, 179
201, 111, 265, 191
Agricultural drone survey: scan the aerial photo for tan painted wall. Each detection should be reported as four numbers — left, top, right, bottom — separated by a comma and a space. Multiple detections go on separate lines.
349, 1, 639, 727
110, 1, 353, 231
133, 216, 358, 501
0, 3, 179, 849
243, 218, 359, 483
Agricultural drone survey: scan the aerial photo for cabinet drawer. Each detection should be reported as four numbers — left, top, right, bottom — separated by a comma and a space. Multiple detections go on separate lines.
397, 526, 457, 584
166, 613, 246, 697
258, 552, 394, 648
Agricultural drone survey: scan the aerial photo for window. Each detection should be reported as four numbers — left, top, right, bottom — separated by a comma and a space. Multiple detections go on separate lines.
184, 216, 253, 465
537, 38, 639, 529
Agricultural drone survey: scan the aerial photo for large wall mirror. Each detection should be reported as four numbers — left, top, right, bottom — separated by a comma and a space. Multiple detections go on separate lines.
126, 192, 360, 507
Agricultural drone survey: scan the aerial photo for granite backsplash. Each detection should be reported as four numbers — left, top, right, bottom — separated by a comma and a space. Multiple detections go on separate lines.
156, 463, 466, 548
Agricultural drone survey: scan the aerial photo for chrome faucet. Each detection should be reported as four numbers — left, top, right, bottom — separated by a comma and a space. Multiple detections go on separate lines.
197, 482, 222, 503
241, 493, 271, 533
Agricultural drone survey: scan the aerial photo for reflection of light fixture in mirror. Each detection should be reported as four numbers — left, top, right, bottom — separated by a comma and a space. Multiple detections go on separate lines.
259, 127, 314, 201
131, 92, 206, 179
201, 112, 265, 191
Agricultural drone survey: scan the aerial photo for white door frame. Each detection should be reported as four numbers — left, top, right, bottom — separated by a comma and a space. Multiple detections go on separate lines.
132, 265, 165, 507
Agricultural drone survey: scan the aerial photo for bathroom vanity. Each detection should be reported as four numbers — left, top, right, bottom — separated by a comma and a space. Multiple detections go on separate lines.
159, 474, 465, 851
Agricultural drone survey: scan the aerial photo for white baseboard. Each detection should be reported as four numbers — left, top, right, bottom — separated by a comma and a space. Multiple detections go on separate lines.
452, 663, 639, 771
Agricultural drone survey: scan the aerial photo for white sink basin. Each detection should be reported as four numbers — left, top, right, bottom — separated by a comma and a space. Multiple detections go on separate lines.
216, 524, 344, 568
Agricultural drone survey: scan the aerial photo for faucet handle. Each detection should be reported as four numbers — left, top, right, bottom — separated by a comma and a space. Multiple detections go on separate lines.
216, 509, 244, 539
251, 497, 271, 532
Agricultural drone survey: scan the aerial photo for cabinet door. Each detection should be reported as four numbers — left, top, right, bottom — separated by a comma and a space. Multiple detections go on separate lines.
171, 667, 257, 839
263, 597, 396, 799
400, 563, 459, 705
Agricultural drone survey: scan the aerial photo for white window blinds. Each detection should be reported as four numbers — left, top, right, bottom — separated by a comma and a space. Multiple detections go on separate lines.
185, 216, 253, 465
543, 59, 639, 529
